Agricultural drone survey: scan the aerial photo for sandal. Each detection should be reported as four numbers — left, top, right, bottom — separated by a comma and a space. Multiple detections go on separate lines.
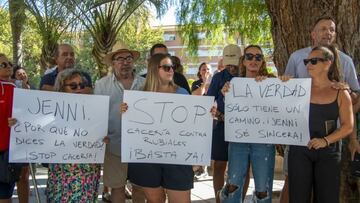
102, 192, 112, 203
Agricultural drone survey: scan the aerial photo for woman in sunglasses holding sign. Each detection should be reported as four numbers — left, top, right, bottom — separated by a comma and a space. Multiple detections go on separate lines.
220, 45, 277, 203
122, 53, 193, 203
287, 46, 353, 203
45, 69, 103, 202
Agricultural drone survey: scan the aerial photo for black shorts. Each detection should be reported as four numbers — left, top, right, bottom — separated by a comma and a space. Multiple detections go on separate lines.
0, 181, 15, 199
211, 121, 228, 161
128, 163, 194, 191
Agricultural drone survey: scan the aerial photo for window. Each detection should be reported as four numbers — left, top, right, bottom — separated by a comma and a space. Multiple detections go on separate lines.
164, 34, 176, 41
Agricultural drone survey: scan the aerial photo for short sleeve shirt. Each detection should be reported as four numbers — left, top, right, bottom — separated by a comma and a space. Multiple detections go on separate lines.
285, 46, 360, 90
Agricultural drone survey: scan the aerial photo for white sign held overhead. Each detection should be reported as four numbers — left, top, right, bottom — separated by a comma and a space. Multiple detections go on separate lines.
225, 78, 311, 146
9, 89, 109, 163
121, 90, 214, 165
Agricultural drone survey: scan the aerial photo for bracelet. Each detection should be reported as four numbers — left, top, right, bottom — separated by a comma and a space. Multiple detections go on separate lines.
323, 137, 330, 146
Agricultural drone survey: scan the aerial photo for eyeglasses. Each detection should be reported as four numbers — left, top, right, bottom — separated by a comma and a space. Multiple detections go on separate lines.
159, 64, 174, 72
244, 53, 263, 61
303, 58, 327, 66
113, 56, 134, 63
0, 62, 13, 69
64, 82, 86, 90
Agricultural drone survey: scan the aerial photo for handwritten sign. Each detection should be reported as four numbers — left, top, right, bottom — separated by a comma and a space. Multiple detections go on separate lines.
225, 78, 311, 146
9, 89, 109, 163
121, 90, 214, 165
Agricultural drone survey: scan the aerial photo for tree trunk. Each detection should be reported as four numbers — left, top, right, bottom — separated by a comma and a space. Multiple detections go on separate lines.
9, 0, 25, 66
40, 40, 57, 70
265, 0, 360, 75
265, 1, 360, 202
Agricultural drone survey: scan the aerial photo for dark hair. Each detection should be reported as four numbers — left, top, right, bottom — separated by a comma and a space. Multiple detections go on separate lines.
311, 45, 341, 81
240, 45, 272, 77
170, 55, 183, 74
197, 62, 209, 79
312, 16, 336, 30
150, 43, 168, 56
11, 65, 25, 79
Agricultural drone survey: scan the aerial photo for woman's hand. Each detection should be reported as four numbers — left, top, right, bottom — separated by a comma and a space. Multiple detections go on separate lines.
221, 82, 230, 96
8, 118, 17, 127
348, 138, 360, 161
119, 102, 128, 114
307, 138, 328, 150
278, 75, 292, 82
103, 136, 110, 144
210, 106, 217, 118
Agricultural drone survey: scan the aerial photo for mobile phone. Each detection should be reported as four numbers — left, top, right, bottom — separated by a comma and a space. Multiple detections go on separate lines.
351, 152, 360, 177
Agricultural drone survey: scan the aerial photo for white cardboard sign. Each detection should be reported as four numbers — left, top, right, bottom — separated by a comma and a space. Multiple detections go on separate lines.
9, 89, 109, 163
121, 90, 214, 165
225, 78, 311, 146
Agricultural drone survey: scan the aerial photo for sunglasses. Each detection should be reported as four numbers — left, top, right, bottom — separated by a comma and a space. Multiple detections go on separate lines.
244, 53, 263, 61
159, 64, 174, 72
0, 62, 13, 69
64, 82, 86, 90
303, 58, 327, 66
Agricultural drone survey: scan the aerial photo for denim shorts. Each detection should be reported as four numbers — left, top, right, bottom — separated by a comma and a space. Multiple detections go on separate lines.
0, 181, 15, 199
128, 163, 194, 191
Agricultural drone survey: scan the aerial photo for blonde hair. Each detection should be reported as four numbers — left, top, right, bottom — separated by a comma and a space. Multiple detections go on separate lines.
143, 53, 177, 92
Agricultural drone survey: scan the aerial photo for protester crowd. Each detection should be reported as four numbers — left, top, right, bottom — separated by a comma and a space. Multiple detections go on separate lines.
1, 16, 360, 203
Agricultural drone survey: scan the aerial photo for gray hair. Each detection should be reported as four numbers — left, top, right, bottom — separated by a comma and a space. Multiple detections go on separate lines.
54, 69, 86, 92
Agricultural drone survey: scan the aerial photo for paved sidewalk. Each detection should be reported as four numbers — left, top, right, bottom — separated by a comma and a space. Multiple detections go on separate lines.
12, 156, 285, 202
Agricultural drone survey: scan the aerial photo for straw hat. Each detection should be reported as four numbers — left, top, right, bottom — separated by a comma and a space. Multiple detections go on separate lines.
103, 42, 140, 65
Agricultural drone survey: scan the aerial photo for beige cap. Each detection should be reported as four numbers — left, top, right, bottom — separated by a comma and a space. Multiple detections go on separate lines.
223, 44, 241, 66
103, 42, 140, 66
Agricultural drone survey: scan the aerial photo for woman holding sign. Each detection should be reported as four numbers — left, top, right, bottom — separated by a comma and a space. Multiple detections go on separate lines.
220, 45, 277, 203
122, 53, 216, 203
288, 46, 353, 203
44, 69, 102, 202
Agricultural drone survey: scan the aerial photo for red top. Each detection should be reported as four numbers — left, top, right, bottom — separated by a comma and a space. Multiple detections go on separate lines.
0, 80, 15, 151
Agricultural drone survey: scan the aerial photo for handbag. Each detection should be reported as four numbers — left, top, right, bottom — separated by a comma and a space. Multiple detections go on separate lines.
0, 151, 24, 183
351, 152, 360, 177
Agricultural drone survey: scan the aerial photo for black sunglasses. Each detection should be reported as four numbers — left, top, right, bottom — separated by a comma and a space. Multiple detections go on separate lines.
303, 58, 327, 66
64, 82, 86, 90
244, 53, 263, 61
0, 62, 13, 69
159, 64, 174, 72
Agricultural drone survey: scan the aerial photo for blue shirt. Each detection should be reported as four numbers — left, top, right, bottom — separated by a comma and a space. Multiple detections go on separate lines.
39, 68, 93, 89
207, 69, 233, 113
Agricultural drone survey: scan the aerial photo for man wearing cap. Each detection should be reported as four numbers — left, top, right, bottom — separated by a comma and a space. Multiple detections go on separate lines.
94, 44, 145, 203
207, 44, 241, 203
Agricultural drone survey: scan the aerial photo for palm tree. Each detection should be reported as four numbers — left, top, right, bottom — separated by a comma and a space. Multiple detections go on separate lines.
60, 0, 169, 77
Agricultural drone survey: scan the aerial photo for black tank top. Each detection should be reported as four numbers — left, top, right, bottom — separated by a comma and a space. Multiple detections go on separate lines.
309, 91, 340, 139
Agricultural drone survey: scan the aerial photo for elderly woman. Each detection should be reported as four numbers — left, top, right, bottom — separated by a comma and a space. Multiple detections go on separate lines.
45, 69, 101, 202
288, 46, 353, 203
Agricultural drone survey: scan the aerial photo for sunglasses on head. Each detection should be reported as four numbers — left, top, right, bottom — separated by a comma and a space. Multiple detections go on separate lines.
159, 64, 174, 72
64, 82, 86, 90
244, 53, 263, 61
0, 62, 13, 69
303, 58, 327, 66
